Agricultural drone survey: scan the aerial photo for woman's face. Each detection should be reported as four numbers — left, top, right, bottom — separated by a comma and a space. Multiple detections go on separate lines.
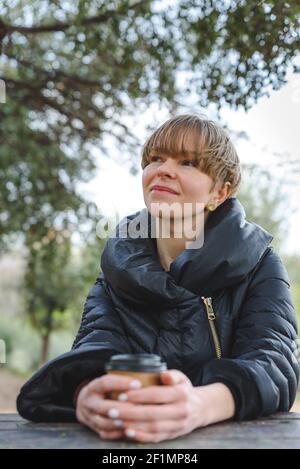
142, 150, 217, 220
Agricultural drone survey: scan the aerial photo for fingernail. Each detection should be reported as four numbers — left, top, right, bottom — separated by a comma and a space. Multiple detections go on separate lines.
113, 419, 124, 427
118, 392, 128, 401
126, 429, 136, 438
108, 408, 119, 419
129, 380, 142, 389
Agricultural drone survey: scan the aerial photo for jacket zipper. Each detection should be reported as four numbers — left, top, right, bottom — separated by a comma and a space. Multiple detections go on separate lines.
201, 296, 222, 359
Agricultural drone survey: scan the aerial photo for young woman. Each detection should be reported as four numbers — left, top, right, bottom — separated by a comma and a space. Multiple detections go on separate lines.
17, 114, 299, 444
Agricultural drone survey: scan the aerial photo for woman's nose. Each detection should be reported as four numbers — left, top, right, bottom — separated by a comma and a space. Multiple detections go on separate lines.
157, 158, 176, 177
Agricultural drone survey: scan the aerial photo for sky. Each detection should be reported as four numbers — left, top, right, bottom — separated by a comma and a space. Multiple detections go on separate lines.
83, 67, 300, 256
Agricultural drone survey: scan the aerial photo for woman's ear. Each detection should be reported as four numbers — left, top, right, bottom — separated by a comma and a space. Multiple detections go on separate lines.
216, 181, 232, 205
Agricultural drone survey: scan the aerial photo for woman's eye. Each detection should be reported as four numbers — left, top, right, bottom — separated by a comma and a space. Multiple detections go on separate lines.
182, 160, 197, 167
149, 156, 196, 166
150, 155, 161, 162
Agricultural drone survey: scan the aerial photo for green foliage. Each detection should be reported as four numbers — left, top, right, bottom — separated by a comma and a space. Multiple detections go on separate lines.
21, 225, 107, 362
1, 0, 299, 156
0, 313, 75, 373
0, 314, 41, 373
60, 234, 108, 332
281, 254, 300, 332
238, 163, 290, 252
24, 231, 73, 336
0, 96, 97, 245
1, 0, 299, 248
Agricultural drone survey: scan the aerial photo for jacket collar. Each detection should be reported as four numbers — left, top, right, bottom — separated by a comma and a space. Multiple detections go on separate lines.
101, 197, 273, 306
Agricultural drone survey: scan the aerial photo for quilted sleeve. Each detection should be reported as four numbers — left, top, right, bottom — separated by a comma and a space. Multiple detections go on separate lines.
71, 271, 131, 352
17, 272, 131, 422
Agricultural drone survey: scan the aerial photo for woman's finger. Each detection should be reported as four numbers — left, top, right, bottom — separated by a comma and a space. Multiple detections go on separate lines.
124, 427, 182, 443
123, 417, 187, 435
99, 429, 126, 440
88, 413, 125, 440
84, 408, 125, 432
124, 383, 190, 404
79, 406, 125, 440
84, 394, 107, 414
97, 401, 188, 422
87, 374, 142, 395
160, 369, 192, 386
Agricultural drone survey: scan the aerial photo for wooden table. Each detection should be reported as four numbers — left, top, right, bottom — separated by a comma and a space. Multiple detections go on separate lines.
1, 413, 300, 449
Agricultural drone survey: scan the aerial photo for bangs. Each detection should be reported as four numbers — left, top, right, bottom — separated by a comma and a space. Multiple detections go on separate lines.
141, 125, 207, 169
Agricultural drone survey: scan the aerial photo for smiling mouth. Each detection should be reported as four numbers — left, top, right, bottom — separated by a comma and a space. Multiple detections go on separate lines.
150, 186, 179, 195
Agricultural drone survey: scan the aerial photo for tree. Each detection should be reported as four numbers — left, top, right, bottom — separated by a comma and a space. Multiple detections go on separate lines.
1, 0, 299, 241
23, 228, 73, 365
0, 96, 98, 240
23, 225, 108, 365
1, 0, 299, 359
1, 1, 299, 160
238, 162, 292, 252
281, 254, 300, 330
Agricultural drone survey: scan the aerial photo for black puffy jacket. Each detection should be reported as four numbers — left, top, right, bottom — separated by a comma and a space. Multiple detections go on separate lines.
17, 197, 299, 422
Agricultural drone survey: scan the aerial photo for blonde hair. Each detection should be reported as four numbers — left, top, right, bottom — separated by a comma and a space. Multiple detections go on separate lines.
141, 114, 242, 197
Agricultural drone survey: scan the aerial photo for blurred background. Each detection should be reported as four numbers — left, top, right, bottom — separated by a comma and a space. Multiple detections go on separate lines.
0, 0, 299, 412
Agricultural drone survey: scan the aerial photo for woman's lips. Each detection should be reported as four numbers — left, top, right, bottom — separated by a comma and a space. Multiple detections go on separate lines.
150, 185, 179, 195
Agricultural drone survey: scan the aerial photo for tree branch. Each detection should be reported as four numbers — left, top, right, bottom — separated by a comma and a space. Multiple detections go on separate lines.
1, 1, 145, 35
4, 54, 102, 88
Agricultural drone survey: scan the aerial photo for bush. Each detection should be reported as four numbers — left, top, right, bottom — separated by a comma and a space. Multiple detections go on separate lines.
0, 314, 41, 373
0, 314, 75, 374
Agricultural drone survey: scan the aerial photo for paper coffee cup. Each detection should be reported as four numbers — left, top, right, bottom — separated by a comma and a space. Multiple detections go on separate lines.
104, 353, 167, 400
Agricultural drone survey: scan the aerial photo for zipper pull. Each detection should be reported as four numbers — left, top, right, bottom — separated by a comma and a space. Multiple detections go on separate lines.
201, 296, 216, 320
201, 296, 222, 359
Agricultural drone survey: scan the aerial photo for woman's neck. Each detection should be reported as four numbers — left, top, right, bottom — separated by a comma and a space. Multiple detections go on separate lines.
155, 210, 209, 271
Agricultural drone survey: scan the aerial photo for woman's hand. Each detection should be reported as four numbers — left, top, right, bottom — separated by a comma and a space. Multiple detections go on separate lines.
75, 374, 143, 440
109, 369, 211, 443
75, 369, 219, 443
82, 369, 211, 443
